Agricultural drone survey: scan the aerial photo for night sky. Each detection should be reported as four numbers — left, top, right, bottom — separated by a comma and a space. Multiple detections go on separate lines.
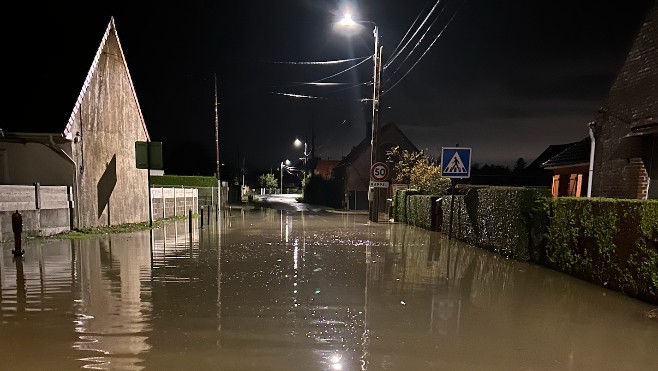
8, 0, 654, 180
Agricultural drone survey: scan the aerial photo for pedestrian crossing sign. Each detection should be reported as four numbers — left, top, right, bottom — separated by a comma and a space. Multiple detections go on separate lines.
441, 147, 472, 178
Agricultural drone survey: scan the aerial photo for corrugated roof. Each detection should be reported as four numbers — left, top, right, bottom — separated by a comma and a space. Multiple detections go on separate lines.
541, 138, 591, 169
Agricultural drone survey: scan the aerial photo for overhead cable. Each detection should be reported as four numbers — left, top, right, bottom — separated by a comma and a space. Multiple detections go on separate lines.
310, 55, 373, 83
384, 0, 443, 69
382, 2, 448, 84
382, 0, 467, 96
270, 56, 370, 65
387, 0, 435, 61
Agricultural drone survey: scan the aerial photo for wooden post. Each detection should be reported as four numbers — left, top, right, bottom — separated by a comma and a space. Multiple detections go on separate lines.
189, 209, 192, 235
34, 182, 41, 209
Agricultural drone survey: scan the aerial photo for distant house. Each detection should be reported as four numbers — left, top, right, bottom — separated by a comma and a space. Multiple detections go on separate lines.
541, 138, 591, 197
590, 3, 657, 199
0, 17, 151, 228
332, 122, 419, 210
524, 142, 576, 187
313, 159, 340, 180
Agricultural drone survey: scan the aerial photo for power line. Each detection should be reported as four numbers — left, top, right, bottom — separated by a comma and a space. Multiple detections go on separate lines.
384, 0, 444, 69
382, 1, 449, 86
382, 0, 468, 96
270, 56, 370, 65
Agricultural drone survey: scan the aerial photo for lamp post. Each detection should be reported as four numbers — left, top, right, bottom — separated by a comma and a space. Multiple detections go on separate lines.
294, 138, 311, 180
339, 14, 382, 222
280, 159, 290, 194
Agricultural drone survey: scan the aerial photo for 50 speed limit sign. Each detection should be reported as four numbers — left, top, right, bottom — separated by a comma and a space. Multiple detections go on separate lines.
370, 162, 389, 181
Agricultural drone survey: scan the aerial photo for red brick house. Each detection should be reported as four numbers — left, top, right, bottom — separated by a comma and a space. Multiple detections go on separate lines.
541, 139, 591, 197
313, 159, 340, 180
590, 3, 657, 199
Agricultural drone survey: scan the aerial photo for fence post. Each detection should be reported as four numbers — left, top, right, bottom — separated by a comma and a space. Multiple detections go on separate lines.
162, 187, 166, 219
183, 185, 187, 217
174, 186, 177, 217
34, 182, 41, 209
12, 211, 24, 257
188, 208, 193, 235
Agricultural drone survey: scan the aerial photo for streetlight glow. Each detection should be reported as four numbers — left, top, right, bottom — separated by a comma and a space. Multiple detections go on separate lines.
339, 14, 356, 27
294, 138, 310, 181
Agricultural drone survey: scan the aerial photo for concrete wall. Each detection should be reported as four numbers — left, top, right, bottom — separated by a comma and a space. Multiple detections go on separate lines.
151, 187, 198, 219
0, 185, 72, 241
68, 28, 149, 228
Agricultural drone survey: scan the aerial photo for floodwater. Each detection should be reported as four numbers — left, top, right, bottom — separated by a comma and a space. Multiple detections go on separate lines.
1, 209, 657, 371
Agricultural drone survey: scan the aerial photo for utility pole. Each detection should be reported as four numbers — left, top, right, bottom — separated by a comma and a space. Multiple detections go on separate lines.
369, 27, 383, 222
214, 73, 221, 212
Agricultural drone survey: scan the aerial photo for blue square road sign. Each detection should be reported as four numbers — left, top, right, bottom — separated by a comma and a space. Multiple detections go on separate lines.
441, 147, 472, 178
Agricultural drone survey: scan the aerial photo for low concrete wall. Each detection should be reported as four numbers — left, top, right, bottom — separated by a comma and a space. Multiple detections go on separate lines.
151, 187, 198, 219
0, 184, 72, 241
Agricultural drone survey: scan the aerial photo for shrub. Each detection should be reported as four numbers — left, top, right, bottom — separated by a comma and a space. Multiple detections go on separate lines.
546, 198, 658, 303
150, 175, 218, 187
441, 187, 551, 260
302, 175, 342, 208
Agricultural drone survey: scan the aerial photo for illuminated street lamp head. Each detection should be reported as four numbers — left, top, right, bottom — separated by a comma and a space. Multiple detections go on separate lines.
285, 159, 291, 166
294, 139, 303, 147
339, 13, 357, 27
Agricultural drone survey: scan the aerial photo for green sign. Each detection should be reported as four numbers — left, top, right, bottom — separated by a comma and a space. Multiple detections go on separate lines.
135, 141, 164, 170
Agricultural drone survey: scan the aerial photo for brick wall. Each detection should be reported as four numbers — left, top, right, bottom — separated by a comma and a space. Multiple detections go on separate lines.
592, 4, 657, 199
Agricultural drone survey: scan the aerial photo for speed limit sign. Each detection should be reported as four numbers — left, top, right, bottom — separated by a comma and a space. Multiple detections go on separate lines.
370, 162, 389, 181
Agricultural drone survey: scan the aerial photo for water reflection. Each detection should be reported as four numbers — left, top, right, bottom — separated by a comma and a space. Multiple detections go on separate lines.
1, 210, 657, 370
72, 234, 152, 370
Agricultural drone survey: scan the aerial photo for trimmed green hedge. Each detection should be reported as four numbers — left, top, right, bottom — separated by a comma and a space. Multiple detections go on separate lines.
546, 198, 658, 304
150, 175, 219, 187
407, 195, 442, 230
393, 189, 420, 224
441, 187, 551, 261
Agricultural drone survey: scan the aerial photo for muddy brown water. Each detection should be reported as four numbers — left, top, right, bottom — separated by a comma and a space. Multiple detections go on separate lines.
1, 210, 657, 370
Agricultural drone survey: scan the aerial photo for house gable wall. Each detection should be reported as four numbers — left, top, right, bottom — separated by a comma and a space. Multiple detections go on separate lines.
592, 4, 657, 199
69, 29, 149, 227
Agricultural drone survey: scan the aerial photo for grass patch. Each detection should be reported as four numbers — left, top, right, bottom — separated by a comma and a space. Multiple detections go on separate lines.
31, 214, 195, 241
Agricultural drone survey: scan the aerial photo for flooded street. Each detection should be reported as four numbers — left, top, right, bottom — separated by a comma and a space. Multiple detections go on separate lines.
1, 209, 657, 370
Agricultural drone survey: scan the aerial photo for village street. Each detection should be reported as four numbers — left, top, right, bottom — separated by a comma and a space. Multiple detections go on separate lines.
1, 201, 657, 370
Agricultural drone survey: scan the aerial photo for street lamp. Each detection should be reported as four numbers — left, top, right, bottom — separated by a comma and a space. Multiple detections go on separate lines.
294, 138, 311, 180
280, 159, 290, 194
338, 13, 382, 222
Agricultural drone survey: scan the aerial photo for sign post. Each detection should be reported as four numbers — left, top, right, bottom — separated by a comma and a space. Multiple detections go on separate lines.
441, 147, 472, 240
136, 141, 164, 227
369, 162, 389, 222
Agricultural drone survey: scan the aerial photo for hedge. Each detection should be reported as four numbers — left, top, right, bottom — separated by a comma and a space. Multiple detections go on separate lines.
441, 187, 551, 261
407, 195, 442, 231
150, 175, 219, 187
546, 198, 658, 304
393, 189, 420, 224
